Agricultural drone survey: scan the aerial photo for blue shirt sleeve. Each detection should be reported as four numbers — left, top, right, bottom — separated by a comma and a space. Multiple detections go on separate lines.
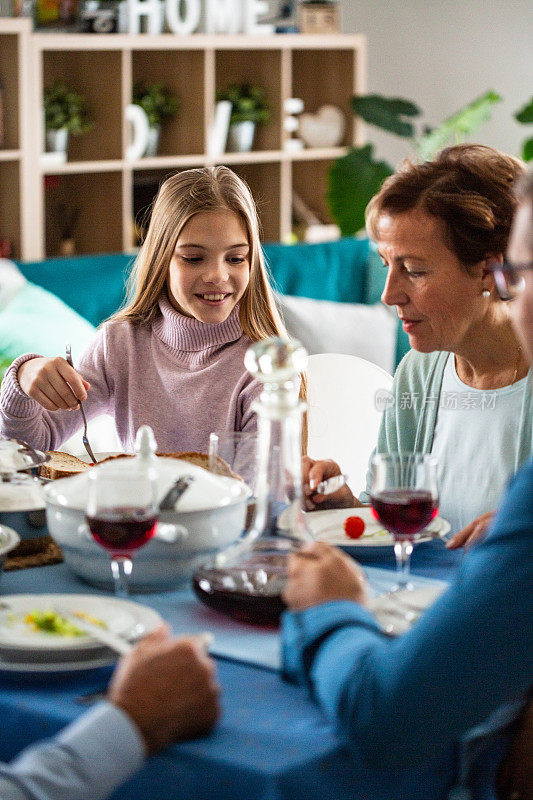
281, 459, 533, 772
0, 702, 145, 800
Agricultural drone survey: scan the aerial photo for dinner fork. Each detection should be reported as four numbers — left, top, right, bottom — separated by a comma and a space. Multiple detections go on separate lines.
65, 343, 97, 464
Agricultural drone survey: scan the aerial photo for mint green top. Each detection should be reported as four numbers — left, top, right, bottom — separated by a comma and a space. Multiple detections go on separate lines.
360, 350, 533, 509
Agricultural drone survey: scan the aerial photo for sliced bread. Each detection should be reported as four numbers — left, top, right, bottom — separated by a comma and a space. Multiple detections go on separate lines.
40, 452, 93, 480
40, 449, 239, 481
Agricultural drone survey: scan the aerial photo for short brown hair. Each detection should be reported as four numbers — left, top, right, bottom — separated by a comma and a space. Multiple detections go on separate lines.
514, 167, 533, 252
366, 144, 526, 269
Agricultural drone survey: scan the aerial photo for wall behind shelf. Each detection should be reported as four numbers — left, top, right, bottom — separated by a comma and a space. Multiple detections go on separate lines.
341, 0, 533, 167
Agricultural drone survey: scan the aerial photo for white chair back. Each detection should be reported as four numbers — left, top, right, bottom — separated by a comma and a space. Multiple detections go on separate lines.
306, 353, 393, 496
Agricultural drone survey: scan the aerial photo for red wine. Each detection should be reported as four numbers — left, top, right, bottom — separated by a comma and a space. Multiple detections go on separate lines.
192, 577, 285, 627
192, 553, 288, 628
370, 490, 438, 539
87, 507, 157, 554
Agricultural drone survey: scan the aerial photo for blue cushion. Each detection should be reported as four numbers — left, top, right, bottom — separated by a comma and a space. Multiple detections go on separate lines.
262, 238, 371, 304
0, 282, 96, 362
15, 254, 134, 328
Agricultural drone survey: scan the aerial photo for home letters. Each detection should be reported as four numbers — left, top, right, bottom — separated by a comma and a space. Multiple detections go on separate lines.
127, 0, 273, 35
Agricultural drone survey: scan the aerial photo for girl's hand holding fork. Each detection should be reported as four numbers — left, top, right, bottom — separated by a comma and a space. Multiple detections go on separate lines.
18, 356, 90, 412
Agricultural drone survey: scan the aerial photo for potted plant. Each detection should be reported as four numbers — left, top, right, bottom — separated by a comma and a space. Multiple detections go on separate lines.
216, 83, 270, 153
514, 97, 533, 162
132, 82, 180, 157
327, 90, 502, 236
43, 82, 93, 155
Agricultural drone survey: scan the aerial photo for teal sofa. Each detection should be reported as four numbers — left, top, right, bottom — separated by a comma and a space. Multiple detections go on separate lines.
14, 238, 409, 369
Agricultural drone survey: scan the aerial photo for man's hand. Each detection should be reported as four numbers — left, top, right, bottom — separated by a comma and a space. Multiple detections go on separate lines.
446, 511, 494, 550
283, 542, 368, 611
302, 456, 359, 511
108, 626, 220, 756
18, 357, 90, 412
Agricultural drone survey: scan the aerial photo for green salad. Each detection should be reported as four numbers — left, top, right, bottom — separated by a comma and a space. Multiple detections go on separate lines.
24, 610, 85, 637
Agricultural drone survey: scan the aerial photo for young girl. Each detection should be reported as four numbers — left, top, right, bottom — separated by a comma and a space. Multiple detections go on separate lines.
0, 166, 292, 456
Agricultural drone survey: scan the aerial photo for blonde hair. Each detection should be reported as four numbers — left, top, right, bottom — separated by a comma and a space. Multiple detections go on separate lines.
113, 166, 285, 342
112, 166, 307, 449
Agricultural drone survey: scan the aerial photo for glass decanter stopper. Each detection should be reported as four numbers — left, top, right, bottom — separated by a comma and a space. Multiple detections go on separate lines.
192, 337, 312, 627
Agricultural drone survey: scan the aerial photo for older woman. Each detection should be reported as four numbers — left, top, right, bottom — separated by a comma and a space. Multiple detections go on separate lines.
282, 167, 533, 800
305, 144, 532, 546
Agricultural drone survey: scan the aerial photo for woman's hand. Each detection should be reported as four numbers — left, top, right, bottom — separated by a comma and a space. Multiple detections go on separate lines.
283, 541, 368, 611
302, 456, 359, 511
17, 357, 90, 412
446, 511, 495, 550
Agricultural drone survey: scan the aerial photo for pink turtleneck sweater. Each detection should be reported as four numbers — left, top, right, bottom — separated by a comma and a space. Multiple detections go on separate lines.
0, 296, 262, 454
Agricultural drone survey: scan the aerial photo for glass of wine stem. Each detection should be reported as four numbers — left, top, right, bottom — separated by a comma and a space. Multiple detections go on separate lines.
370, 453, 439, 596
85, 464, 159, 597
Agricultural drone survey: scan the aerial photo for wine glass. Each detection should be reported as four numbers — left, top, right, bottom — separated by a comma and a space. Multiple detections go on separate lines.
208, 430, 258, 490
85, 462, 159, 597
370, 453, 439, 596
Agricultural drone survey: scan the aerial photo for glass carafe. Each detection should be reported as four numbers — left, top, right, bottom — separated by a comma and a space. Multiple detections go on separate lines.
192, 337, 312, 626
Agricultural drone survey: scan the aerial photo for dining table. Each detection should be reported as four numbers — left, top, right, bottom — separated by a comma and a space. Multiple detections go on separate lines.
0, 532, 463, 800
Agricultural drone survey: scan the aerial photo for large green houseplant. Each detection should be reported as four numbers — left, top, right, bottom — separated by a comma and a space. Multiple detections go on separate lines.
515, 97, 533, 162
327, 90, 502, 236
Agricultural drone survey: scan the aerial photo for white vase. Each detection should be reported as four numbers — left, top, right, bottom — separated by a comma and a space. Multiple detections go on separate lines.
227, 121, 255, 153
46, 127, 69, 154
144, 124, 161, 157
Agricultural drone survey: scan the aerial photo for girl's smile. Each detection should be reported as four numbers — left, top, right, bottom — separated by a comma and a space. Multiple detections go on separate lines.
168, 209, 250, 324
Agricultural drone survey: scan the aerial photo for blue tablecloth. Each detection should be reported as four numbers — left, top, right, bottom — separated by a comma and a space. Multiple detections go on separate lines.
0, 539, 460, 800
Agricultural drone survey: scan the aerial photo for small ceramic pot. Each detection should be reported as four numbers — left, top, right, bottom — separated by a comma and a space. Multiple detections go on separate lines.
144, 124, 161, 157
227, 121, 255, 153
46, 128, 69, 154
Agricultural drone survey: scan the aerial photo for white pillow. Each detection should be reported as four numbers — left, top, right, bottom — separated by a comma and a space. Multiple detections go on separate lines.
277, 293, 397, 374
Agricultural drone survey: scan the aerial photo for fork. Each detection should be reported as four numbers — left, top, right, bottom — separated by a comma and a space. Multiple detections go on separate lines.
65, 343, 97, 464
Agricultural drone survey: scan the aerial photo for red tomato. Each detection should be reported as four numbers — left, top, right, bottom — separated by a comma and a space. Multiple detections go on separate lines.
343, 515, 366, 539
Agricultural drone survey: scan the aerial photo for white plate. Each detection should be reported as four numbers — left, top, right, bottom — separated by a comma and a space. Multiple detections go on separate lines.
0, 653, 118, 674
77, 451, 123, 464
306, 507, 450, 551
368, 585, 446, 636
0, 525, 21, 557
0, 594, 162, 655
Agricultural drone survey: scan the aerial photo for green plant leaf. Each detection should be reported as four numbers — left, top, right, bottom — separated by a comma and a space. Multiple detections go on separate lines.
416, 90, 502, 161
523, 137, 533, 162
515, 98, 533, 125
350, 95, 421, 138
132, 82, 180, 126
43, 81, 93, 134
216, 83, 270, 125
327, 144, 393, 236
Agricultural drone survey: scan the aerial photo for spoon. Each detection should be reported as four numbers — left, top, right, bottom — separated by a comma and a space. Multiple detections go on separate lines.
159, 475, 193, 510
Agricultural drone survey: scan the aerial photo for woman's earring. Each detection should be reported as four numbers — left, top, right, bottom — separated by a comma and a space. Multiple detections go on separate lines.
482, 289, 491, 298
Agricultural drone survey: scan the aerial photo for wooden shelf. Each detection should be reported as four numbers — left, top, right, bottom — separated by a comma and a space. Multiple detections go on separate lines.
0, 28, 366, 259
0, 150, 22, 161
0, 19, 32, 259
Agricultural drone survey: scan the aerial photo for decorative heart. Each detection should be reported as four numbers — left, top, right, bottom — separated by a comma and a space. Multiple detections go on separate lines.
298, 105, 345, 148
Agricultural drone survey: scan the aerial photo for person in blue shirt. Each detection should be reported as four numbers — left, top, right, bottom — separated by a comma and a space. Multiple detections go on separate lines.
282, 167, 533, 799
0, 626, 219, 800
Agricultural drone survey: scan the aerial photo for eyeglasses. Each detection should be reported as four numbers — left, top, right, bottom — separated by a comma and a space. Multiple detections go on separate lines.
489, 260, 533, 301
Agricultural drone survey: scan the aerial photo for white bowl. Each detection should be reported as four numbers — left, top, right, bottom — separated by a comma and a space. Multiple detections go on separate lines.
0, 525, 21, 579
44, 457, 251, 592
